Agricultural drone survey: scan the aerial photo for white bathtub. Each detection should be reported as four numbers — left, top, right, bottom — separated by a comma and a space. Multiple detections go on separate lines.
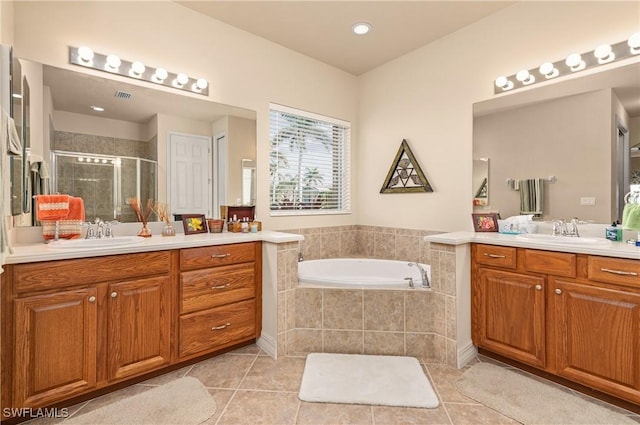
298, 258, 431, 289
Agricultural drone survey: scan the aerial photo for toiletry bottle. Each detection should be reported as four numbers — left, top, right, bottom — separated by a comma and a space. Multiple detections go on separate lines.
605, 221, 622, 241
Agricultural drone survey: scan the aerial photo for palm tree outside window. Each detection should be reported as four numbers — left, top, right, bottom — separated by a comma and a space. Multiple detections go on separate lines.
269, 104, 350, 214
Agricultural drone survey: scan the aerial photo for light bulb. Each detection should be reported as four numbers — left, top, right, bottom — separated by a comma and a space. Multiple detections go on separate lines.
594, 44, 614, 64
565, 53, 585, 71
196, 78, 208, 90
516, 69, 534, 84
77, 46, 94, 63
131, 61, 146, 76
539, 62, 558, 78
154, 67, 168, 81
629, 32, 640, 54
106, 54, 121, 70
176, 73, 189, 86
495, 76, 513, 90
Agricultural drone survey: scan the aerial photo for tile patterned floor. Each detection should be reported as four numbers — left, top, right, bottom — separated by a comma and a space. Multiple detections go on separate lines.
25, 345, 640, 425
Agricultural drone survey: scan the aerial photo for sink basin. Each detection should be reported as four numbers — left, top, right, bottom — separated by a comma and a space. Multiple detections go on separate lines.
515, 233, 612, 246
47, 236, 145, 249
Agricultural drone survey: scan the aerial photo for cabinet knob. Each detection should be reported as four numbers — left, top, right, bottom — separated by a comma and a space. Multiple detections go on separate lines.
555, 288, 562, 295
535, 285, 542, 291
88, 296, 96, 303
111, 292, 118, 298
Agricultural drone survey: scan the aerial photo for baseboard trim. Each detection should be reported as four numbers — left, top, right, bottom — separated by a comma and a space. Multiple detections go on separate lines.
457, 341, 478, 368
257, 333, 276, 358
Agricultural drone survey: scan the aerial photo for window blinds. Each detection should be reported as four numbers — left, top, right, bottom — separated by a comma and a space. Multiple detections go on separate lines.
269, 103, 350, 215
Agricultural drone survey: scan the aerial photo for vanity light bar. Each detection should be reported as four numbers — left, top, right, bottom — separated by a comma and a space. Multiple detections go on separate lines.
69, 46, 209, 96
494, 33, 640, 94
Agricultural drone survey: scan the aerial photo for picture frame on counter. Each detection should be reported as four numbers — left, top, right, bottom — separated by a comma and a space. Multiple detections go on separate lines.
472, 212, 499, 232
182, 214, 208, 235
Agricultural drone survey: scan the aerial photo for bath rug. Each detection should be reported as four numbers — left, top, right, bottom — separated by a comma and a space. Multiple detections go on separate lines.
65, 377, 216, 424
298, 353, 439, 408
456, 362, 637, 425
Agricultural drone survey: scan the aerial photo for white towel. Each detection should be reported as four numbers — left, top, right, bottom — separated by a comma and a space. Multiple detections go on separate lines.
2, 110, 22, 156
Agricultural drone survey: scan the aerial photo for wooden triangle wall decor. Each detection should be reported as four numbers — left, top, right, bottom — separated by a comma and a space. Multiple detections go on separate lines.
380, 139, 434, 193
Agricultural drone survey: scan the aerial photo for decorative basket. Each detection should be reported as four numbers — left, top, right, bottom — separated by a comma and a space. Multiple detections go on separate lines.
207, 219, 225, 233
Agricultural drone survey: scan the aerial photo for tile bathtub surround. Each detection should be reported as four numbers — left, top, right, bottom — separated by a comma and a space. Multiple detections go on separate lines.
275, 225, 457, 365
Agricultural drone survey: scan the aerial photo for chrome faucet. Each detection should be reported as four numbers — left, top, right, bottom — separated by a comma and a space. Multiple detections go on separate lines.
408, 262, 431, 289
551, 218, 580, 237
85, 218, 118, 239
298, 252, 304, 262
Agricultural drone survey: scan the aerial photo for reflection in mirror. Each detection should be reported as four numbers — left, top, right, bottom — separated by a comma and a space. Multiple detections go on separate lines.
473, 62, 640, 223
472, 158, 489, 206
11, 58, 256, 226
242, 159, 256, 206
10, 54, 22, 215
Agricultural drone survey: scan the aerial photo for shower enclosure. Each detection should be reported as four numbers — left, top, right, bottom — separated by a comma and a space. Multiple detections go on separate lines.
52, 151, 157, 223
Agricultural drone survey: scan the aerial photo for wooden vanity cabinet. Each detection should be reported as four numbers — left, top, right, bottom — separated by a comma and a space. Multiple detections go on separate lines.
472, 244, 640, 405
4, 251, 174, 410
178, 242, 262, 359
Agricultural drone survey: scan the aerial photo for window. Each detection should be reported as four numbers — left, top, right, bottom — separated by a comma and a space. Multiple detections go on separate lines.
269, 103, 350, 215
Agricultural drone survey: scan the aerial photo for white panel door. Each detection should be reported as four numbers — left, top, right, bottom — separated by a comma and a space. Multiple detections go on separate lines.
168, 132, 212, 217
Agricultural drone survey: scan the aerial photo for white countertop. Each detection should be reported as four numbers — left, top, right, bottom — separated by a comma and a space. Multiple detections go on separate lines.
425, 231, 640, 260
5, 230, 304, 264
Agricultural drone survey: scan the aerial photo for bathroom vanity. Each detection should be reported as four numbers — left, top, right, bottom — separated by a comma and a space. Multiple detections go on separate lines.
0, 231, 299, 421
467, 236, 640, 408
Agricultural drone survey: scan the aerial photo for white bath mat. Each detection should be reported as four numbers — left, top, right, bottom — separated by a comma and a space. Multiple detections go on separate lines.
298, 353, 439, 408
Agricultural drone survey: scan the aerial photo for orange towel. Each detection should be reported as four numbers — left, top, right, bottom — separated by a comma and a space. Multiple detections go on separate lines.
35, 194, 70, 221
40, 196, 85, 240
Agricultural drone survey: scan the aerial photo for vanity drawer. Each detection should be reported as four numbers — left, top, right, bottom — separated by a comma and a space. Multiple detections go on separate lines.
13, 251, 172, 293
180, 243, 256, 270
474, 245, 516, 269
588, 256, 640, 289
524, 250, 576, 278
180, 263, 256, 313
179, 299, 256, 357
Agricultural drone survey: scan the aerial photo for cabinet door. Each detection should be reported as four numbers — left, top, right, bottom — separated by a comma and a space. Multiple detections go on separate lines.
107, 276, 171, 381
14, 288, 97, 407
475, 268, 546, 367
553, 279, 640, 403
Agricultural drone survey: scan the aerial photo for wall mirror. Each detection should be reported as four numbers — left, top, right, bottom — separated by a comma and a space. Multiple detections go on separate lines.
473, 61, 640, 223
12, 58, 256, 226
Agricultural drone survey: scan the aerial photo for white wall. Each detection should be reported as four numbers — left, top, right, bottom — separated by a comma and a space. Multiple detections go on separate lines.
11, 1, 359, 231
0, 1, 13, 46
357, 1, 640, 231
52, 110, 147, 141
227, 116, 256, 206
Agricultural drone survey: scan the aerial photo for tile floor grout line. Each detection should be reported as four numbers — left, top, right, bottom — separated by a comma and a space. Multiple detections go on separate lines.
213, 351, 261, 425
292, 399, 302, 425
424, 363, 455, 425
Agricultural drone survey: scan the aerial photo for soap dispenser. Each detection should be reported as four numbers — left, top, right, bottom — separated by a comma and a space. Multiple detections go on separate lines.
605, 221, 622, 241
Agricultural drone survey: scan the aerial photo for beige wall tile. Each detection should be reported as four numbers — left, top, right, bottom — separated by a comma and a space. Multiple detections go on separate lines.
278, 293, 286, 334
373, 232, 395, 259
396, 228, 422, 236
406, 291, 446, 335
406, 333, 448, 363
323, 289, 363, 330
373, 226, 397, 234
446, 338, 457, 367
446, 295, 457, 340
285, 250, 299, 290
339, 230, 359, 257
323, 330, 363, 354
320, 232, 341, 258
296, 288, 323, 329
301, 233, 322, 260
395, 234, 421, 263
363, 291, 404, 331
429, 251, 443, 293
277, 250, 287, 292
363, 332, 405, 356
278, 332, 286, 357
356, 230, 374, 257
290, 329, 323, 356
286, 289, 296, 331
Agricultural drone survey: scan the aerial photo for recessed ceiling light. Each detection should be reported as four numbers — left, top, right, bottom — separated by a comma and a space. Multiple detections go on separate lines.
90, 105, 105, 112
352, 23, 371, 36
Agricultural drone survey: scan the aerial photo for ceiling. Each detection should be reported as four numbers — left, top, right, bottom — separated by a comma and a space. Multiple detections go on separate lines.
177, 1, 515, 75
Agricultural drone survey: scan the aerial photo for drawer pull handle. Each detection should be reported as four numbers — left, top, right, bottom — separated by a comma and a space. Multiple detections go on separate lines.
88, 296, 96, 303
483, 253, 506, 259
211, 323, 231, 330
535, 285, 542, 291
211, 253, 231, 259
555, 288, 562, 295
600, 268, 638, 276
111, 292, 118, 298
211, 284, 230, 290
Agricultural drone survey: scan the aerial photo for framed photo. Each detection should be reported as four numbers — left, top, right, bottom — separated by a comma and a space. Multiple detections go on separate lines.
182, 214, 208, 235
472, 213, 499, 232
